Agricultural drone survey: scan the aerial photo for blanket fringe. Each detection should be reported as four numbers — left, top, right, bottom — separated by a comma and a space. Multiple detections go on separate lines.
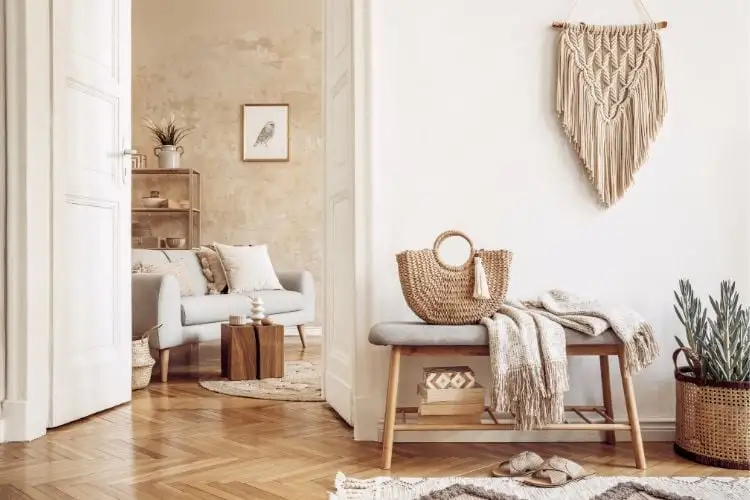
624, 322, 660, 373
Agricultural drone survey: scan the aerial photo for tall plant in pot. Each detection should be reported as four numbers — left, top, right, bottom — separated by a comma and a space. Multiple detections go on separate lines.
144, 116, 193, 169
673, 279, 750, 470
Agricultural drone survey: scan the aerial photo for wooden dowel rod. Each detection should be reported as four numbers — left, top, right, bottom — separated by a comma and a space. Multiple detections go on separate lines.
552, 21, 668, 30
573, 409, 593, 424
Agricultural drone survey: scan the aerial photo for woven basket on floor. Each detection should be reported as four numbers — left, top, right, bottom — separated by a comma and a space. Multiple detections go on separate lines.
132, 324, 160, 390
673, 347, 750, 470
396, 230, 512, 325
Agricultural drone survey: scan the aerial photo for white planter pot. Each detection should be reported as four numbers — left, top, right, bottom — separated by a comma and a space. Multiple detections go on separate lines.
154, 145, 184, 169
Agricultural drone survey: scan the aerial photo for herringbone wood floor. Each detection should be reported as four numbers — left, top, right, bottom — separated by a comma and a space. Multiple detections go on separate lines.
0, 337, 737, 499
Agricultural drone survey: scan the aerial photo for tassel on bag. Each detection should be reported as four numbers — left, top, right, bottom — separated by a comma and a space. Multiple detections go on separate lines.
473, 256, 490, 300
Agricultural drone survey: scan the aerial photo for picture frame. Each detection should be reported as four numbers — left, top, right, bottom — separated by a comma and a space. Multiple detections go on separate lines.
242, 103, 290, 162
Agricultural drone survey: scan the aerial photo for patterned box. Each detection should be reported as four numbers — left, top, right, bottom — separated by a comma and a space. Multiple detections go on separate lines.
423, 366, 477, 389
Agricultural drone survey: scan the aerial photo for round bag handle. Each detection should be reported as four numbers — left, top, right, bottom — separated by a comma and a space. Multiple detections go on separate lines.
433, 230, 475, 270
672, 346, 703, 380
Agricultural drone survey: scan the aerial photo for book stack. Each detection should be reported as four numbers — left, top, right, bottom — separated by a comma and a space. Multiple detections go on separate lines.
417, 366, 485, 424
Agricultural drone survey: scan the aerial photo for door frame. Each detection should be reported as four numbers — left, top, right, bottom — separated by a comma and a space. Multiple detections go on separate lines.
3, 0, 373, 442
3, 0, 54, 442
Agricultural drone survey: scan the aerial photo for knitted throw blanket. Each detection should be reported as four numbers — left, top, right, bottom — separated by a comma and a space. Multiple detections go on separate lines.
481, 290, 659, 430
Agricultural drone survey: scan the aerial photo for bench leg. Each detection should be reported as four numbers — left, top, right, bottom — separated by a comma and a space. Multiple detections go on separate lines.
618, 347, 646, 469
381, 346, 402, 470
599, 355, 615, 445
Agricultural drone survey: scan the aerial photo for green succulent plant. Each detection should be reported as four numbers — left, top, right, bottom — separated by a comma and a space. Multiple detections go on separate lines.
674, 279, 750, 382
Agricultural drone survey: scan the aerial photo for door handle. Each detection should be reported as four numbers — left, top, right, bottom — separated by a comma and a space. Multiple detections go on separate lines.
122, 149, 138, 184
123, 149, 138, 155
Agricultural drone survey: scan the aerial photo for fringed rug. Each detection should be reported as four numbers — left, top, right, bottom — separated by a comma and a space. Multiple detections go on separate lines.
199, 360, 323, 402
330, 474, 750, 500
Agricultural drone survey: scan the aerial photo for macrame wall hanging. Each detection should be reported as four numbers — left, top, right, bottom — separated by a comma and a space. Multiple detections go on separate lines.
553, 0, 667, 208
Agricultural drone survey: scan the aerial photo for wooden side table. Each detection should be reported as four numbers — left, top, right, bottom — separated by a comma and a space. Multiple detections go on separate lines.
220, 323, 285, 380
256, 324, 284, 378
220, 324, 257, 381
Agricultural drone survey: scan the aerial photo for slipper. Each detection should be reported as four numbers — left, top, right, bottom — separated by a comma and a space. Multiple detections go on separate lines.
491, 451, 544, 477
517, 456, 596, 487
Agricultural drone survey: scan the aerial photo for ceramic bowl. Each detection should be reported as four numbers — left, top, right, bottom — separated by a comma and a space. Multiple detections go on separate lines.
141, 197, 166, 209
165, 237, 185, 249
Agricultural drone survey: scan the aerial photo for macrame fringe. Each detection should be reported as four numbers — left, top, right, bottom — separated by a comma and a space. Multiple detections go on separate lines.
556, 24, 667, 208
473, 256, 490, 300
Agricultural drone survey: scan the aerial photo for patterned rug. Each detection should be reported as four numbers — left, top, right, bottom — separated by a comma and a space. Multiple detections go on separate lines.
330, 474, 750, 500
199, 360, 323, 402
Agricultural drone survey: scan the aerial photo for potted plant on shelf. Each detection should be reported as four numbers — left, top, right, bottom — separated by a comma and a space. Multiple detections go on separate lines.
144, 115, 193, 169
673, 279, 750, 470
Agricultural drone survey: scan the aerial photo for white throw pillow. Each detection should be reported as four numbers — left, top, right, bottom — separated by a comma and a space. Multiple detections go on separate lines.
213, 243, 283, 293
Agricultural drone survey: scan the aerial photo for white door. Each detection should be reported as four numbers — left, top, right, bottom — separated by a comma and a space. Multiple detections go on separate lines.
324, 0, 355, 425
49, 0, 132, 426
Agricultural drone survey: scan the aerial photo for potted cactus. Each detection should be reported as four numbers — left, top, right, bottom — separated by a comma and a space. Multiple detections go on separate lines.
673, 279, 750, 470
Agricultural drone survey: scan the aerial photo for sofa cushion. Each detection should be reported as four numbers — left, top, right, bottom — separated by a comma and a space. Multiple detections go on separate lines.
181, 290, 305, 326
242, 290, 306, 315
163, 249, 208, 296
181, 295, 251, 326
132, 249, 169, 268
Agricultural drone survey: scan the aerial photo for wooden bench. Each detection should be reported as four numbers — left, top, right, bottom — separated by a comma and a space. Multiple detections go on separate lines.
369, 322, 646, 470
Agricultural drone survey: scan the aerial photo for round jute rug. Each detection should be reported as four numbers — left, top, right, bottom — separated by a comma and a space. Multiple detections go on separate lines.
199, 360, 323, 402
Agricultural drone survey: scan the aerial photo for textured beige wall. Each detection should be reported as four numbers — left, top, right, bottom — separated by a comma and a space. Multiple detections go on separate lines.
132, 0, 324, 324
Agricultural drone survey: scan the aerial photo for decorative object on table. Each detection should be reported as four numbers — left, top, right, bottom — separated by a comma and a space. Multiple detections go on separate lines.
165, 237, 185, 249
242, 103, 290, 162
672, 279, 750, 470
396, 230, 512, 325
144, 115, 193, 169
553, 5, 668, 208
131, 152, 147, 169
261, 317, 274, 326
221, 323, 258, 381
213, 243, 283, 293
132, 324, 161, 390
200, 360, 323, 401
228, 315, 247, 326
331, 474, 750, 500
250, 296, 266, 325
132, 168, 201, 248
141, 190, 167, 208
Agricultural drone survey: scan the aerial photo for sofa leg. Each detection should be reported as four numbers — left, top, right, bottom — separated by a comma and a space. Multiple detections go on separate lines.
160, 349, 170, 383
296, 325, 307, 349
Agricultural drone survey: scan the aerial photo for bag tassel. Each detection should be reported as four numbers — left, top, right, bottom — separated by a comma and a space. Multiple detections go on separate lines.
473, 256, 490, 300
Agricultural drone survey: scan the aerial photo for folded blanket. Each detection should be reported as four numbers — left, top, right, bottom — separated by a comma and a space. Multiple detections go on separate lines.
482, 290, 659, 430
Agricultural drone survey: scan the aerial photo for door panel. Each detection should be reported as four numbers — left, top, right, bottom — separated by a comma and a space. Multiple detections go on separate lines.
50, 0, 131, 427
324, 0, 355, 425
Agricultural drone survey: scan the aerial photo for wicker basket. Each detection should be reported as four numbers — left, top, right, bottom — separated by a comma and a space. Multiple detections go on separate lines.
132, 325, 160, 390
673, 347, 750, 470
396, 230, 512, 325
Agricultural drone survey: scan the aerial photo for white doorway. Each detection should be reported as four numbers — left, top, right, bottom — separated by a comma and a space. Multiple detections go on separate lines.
1, 0, 366, 439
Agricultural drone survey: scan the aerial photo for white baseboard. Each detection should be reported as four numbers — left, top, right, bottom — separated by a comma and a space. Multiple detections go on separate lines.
376, 418, 675, 443
284, 325, 322, 336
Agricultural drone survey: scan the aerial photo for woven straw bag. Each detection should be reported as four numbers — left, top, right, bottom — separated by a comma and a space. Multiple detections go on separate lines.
396, 230, 512, 325
673, 347, 750, 470
132, 324, 160, 390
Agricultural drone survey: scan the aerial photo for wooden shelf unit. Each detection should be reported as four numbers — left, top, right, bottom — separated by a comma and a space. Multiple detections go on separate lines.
132, 168, 202, 249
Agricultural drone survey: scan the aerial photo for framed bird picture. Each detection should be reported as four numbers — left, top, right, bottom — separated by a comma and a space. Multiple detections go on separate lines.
242, 103, 290, 162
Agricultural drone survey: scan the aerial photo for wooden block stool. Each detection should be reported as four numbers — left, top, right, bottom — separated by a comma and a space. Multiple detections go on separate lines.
221, 323, 285, 380
369, 322, 647, 471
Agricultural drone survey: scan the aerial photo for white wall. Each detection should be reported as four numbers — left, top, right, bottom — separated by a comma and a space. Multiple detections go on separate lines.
355, 0, 750, 441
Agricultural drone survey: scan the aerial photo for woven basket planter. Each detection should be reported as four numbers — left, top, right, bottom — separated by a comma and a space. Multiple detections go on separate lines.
673, 347, 750, 470
132, 324, 160, 390
396, 231, 512, 325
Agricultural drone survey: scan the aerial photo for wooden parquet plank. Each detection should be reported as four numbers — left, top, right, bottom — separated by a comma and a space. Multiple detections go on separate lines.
0, 338, 738, 500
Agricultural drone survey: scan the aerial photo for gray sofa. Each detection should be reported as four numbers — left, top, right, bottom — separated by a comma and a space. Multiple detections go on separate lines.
132, 249, 315, 381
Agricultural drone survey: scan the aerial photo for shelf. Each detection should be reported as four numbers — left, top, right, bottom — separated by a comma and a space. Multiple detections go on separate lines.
132, 168, 200, 175
132, 208, 200, 213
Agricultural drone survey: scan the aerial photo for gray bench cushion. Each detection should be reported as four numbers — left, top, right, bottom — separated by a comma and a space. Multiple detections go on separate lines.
369, 321, 619, 346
